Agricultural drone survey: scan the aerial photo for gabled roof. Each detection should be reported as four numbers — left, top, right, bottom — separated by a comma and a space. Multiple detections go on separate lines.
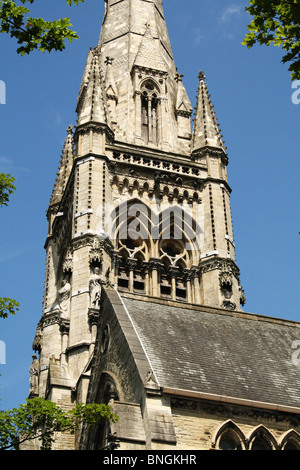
175, 73, 193, 116
121, 294, 300, 410
133, 22, 168, 73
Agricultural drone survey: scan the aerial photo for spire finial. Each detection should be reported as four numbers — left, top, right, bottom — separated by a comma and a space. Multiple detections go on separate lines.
198, 70, 206, 81
104, 56, 114, 66
175, 70, 184, 82
67, 124, 73, 135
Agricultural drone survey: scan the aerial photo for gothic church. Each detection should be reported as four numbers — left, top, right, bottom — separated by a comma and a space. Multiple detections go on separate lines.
29, 0, 300, 450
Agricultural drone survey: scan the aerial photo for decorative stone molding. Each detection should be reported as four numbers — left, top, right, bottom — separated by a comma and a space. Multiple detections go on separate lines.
149, 258, 164, 273
222, 300, 236, 311
183, 268, 195, 282
32, 324, 42, 353
111, 149, 204, 179
59, 319, 70, 335
88, 308, 101, 328
170, 397, 300, 427
219, 268, 233, 298
89, 237, 104, 265
74, 121, 114, 143
72, 233, 113, 256
200, 258, 240, 279
191, 146, 229, 166
41, 311, 61, 329
63, 247, 73, 273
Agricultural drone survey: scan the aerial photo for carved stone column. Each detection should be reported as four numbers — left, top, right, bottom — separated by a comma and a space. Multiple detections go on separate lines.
112, 252, 121, 286
142, 261, 150, 296
88, 309, 101, 355
192, 266, 201, 304
134, 91, 143, 142
169, 266, 179, 301
147, 96, 153, 143
183, 269, 194, 303
149, 258, 162, 298
127, 258, 137, 293
59, 319, 70, 366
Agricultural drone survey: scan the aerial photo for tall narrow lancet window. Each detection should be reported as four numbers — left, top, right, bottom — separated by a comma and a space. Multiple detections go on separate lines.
141, 80, 159, 145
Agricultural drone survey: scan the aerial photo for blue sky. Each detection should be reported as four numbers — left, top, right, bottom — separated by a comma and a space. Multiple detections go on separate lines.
0, 0, 299, 412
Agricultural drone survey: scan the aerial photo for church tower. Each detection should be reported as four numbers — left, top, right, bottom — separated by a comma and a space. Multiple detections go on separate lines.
33, 0, 245, 447
29, 0, 300, 452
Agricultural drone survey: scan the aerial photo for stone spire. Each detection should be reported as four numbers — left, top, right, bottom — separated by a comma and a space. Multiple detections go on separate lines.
76, 47, 109, 128
49, 125, 74, 206
99, 0, 175, 74
93, 0, 190, 151
192, 71, 227, 156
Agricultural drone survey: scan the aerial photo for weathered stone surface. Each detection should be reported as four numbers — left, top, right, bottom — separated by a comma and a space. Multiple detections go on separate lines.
26, 0, 300, 452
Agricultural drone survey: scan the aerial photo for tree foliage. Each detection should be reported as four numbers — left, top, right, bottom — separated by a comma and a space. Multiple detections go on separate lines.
243, 0, 300, 80
0, 397, 118, 450
0, 173, 19, 318
0, 0, 84, 55
0, 173, 16, 207
0, 297, 19, 318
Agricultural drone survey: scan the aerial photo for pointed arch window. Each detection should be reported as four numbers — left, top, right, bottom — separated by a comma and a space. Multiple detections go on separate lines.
86, 374, 120, 450
278, 430, 300, 450
250, 435, 273, 450
213, 420, 246, 451
159, 239, 188, 301
111, 199, 200, 301
282, 439, 300, 450
141, 80, 159, 145
248, 426, 277, 451
219, 430, 243, 450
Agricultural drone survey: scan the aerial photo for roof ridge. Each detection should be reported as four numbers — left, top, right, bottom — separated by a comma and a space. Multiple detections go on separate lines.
120, 292, 300, 327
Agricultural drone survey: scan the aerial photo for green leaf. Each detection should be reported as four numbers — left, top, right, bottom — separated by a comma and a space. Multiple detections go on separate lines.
0, 398, 118, 450
0, 173, 16, 207
243, 0, 300, 80
0, 297, 19, 319
0, 0, 85, 55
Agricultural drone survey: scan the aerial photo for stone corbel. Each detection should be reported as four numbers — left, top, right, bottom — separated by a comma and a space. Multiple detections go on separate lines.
144, 369, 160, 395
59, 319, 70, 335
168, 265, 180, 279
219, 270, 233, 300
88, 308, 101, 328
89, 247, 103, 266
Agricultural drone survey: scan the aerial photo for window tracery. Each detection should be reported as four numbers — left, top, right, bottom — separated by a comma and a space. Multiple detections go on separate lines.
141, 80, 160, 145
112, 200, 199, 301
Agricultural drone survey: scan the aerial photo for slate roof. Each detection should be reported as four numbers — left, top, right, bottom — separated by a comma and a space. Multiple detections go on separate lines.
121, 296, 300, 409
